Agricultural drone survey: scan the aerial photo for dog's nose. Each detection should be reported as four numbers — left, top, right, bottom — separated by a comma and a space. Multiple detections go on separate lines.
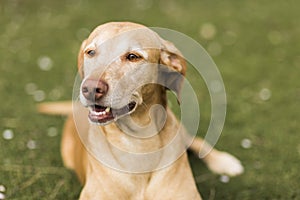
81, 79, 108, 101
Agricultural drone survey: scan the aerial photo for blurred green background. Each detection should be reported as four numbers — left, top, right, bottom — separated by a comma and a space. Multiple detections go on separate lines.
0, 0, 299, 199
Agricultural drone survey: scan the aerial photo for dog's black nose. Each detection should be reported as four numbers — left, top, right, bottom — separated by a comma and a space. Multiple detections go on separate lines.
81, 79, 108, 101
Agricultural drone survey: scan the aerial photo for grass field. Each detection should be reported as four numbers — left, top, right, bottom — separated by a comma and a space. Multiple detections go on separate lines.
1, 0, 300, 199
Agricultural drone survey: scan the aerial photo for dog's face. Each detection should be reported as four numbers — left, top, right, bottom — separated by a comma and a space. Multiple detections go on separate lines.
77, 22, 186, 125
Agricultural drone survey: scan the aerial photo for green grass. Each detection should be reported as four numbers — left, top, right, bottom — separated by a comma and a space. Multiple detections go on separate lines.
1, 0, 300, 199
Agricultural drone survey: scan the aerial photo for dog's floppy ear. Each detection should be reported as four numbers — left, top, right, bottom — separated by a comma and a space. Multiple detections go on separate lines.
159, 39, 187, 103
77, 39, 87, 77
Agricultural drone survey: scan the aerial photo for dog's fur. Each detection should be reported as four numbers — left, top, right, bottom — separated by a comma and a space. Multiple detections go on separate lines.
38, 22, 243, 200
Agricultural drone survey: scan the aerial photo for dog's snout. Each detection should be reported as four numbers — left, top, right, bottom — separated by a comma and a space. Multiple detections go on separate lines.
81, 79, 108, 101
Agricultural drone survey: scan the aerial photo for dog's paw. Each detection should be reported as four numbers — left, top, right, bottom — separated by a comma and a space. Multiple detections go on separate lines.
204, 151, 244, 177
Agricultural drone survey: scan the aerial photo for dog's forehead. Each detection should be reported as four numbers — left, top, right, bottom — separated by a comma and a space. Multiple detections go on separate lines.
86, 25, 162, 56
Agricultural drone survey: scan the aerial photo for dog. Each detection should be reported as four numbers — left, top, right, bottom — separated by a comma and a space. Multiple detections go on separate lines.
38, 22, 243, 199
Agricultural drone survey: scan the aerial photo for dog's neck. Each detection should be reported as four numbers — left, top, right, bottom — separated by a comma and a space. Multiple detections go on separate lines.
116, 85, 167, 136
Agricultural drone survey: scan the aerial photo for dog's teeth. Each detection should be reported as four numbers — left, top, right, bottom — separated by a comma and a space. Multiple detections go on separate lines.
91, 110, 101, 116
105, 107, 110, 113
90, 107, 110, 116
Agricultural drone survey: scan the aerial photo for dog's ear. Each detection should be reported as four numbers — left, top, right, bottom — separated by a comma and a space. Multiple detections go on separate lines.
77, 39, 87, 77
159, 39, 186, 103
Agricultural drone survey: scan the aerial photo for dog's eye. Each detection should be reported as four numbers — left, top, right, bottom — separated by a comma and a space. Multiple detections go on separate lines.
86, 50, 96, 57
126, 53, 141, 61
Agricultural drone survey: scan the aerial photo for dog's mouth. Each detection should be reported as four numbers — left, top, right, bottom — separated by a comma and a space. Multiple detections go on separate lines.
88, 102, 137, 125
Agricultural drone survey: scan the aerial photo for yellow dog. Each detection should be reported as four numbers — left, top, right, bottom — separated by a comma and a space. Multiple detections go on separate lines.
39, 22, 243, 199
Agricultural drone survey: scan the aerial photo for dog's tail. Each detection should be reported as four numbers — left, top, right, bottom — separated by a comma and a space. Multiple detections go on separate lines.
37, 101, 73, 116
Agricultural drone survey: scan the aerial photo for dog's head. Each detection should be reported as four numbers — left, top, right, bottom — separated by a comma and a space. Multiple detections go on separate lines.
77, 22, 186, 125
